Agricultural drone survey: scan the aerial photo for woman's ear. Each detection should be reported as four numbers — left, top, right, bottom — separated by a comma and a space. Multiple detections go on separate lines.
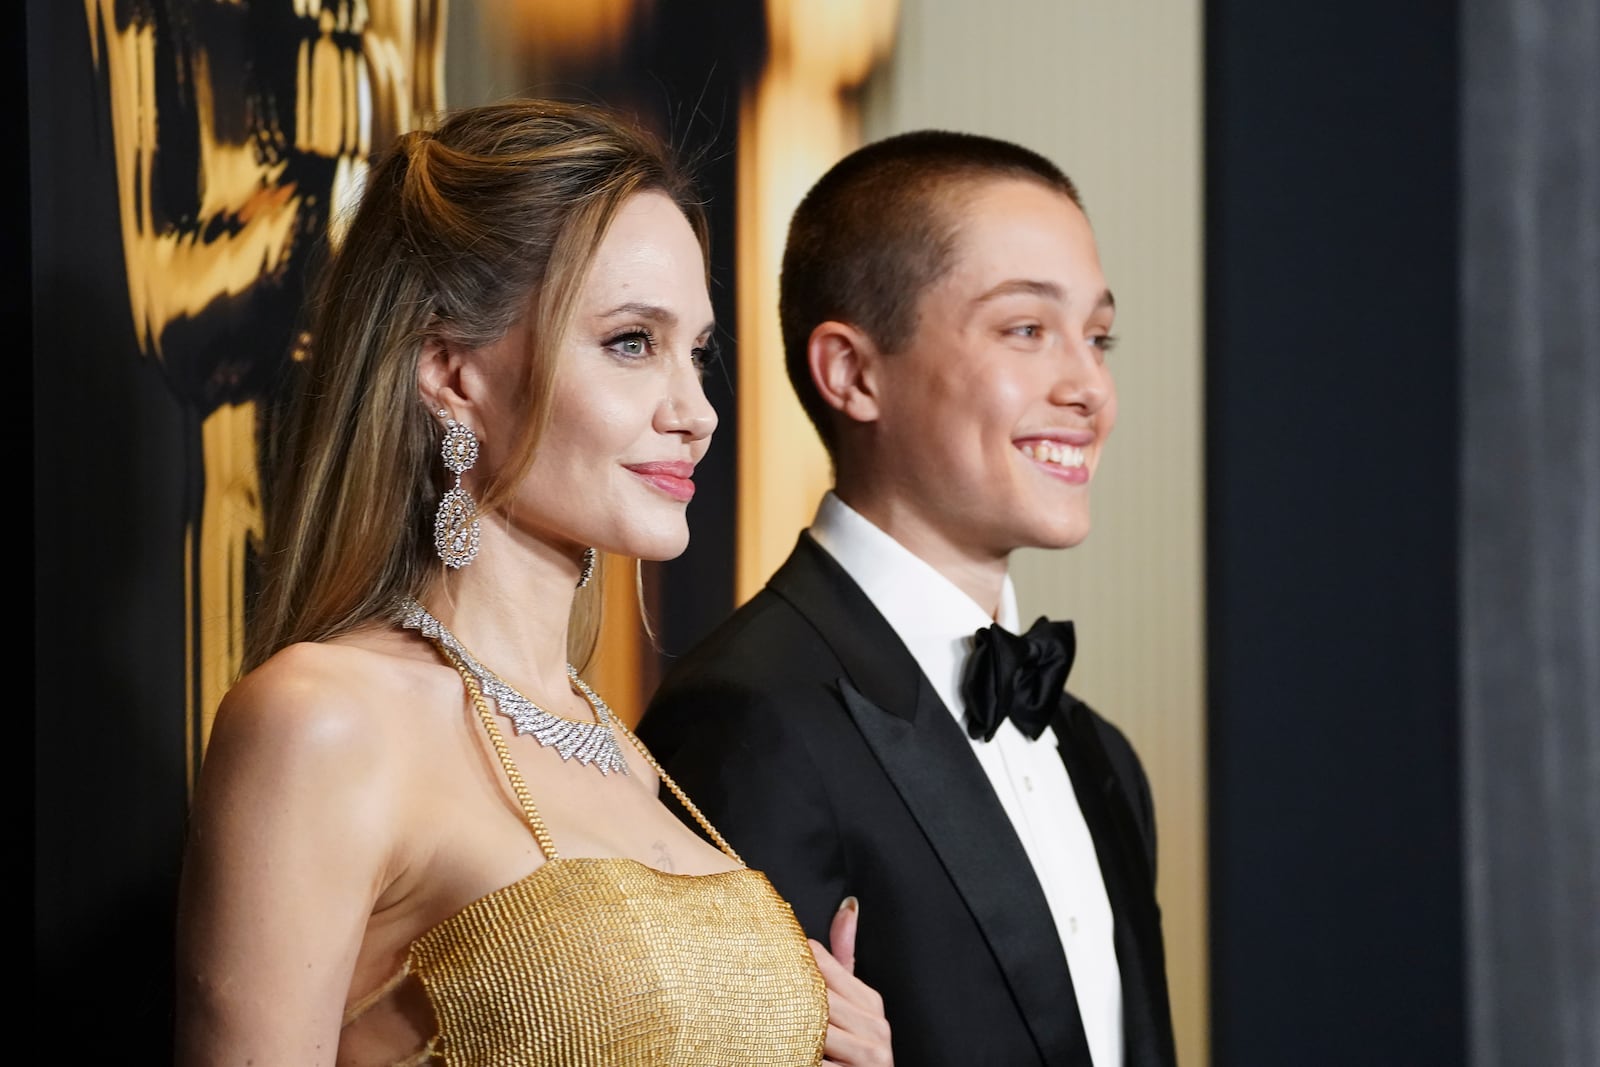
808, 321, 882, 426
417, 336, 468, 418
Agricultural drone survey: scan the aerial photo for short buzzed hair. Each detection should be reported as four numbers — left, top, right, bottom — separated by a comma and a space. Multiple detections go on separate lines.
778, 130, 1083, 457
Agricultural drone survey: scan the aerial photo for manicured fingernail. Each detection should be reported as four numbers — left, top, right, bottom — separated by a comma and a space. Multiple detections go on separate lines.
838, 895, 859, 914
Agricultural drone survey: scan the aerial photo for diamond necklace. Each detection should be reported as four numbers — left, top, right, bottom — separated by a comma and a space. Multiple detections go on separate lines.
396, 596, 630, 776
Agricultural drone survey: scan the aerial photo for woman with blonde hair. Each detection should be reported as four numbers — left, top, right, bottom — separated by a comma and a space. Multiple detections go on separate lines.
174, 98, 891, 1067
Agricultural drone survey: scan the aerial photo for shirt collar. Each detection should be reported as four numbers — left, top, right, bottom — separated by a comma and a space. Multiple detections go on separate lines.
808, 491, 1019, 723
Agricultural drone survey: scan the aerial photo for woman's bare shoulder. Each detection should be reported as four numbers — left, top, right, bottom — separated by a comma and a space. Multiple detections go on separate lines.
203, 632, 460, 792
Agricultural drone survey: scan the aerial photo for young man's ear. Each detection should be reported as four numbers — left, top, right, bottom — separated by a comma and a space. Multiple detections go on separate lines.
808, 321, 882, 426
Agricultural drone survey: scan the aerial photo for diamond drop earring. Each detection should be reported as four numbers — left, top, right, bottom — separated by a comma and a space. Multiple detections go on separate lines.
433, 409, 481, 568
576, 546, 596, 589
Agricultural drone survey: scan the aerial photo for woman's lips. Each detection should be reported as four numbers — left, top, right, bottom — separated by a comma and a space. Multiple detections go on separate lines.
624, 461, 696, 502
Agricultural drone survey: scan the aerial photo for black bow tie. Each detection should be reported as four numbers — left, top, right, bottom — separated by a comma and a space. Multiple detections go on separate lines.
959, 616, 1076, 742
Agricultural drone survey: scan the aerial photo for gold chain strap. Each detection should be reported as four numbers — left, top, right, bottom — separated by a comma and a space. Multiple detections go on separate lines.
434, 641, 561, 861
612, 719, 746, 868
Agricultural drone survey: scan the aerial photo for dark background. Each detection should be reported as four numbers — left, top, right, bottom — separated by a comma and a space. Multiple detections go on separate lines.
1205, 3, 1466, 1064
31, 4, 195, 1052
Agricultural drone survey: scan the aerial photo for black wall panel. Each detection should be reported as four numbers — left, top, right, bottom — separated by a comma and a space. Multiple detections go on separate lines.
1205, 4, 1466, 1064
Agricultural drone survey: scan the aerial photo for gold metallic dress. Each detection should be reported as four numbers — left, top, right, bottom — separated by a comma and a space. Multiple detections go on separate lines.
343, 656, 829, 1067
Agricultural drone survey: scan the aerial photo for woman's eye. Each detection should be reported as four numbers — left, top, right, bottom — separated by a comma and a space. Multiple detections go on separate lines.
1007, 324, 1043, 339
604, 329, 654, 359
691, 338, 721, 371
1091, 333, 1120, 354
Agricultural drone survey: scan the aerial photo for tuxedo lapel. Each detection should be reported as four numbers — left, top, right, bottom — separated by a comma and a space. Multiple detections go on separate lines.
770, 535, 1091, 1065
1054, 697, 1178, 1067
838, 679, 1091, 1064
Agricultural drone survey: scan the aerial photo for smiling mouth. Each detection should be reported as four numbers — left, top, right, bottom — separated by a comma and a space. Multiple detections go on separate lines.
1019, 441, 1086, 469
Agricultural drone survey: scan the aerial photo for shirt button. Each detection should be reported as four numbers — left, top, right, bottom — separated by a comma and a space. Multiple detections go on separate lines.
1069, 916, 1079, 935
1023, 776, 1034, 792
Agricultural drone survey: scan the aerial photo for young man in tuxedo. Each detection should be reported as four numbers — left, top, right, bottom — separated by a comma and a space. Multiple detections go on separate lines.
637, 130, 1177, 1067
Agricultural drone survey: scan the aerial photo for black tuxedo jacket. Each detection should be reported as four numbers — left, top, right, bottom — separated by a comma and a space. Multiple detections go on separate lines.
638, 533, 1177, 1067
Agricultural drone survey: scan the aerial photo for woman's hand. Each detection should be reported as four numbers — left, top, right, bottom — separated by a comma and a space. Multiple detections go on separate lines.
809, 896, 893, 1066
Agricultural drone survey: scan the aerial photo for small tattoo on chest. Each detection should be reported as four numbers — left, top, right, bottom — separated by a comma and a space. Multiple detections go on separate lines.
651, 841, 675, 872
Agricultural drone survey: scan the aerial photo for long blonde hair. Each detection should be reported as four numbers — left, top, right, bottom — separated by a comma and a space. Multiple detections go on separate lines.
247, 99, 710, 673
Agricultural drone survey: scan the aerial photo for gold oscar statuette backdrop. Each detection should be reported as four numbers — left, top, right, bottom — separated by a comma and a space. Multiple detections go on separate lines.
84, 0, 447, 788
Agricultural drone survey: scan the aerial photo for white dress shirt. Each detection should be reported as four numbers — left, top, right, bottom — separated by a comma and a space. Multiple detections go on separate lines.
809, 491, 1123, 1067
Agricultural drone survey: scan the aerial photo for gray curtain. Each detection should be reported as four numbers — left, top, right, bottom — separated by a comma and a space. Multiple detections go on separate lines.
1462, 1, 1600, 1064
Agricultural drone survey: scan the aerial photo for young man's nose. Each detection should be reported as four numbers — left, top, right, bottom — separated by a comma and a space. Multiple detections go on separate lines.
1048, 340, 1112, 412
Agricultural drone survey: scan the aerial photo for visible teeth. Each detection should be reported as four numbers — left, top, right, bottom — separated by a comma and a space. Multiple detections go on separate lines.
1020, 442, 1086, 468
